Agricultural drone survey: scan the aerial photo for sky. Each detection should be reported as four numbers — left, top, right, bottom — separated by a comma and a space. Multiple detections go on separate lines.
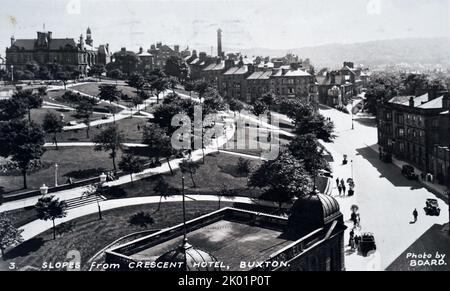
1, 0, 449, 56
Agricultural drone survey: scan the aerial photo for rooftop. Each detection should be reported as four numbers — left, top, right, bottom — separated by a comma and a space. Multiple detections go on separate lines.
202, 60, 225, 71
247, 70, 272, 80
223, 65, 248, 75
130, 219, 293, 270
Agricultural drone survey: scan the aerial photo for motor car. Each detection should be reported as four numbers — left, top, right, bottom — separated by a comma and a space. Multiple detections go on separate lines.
424, 198, 440, 216
359, 233, 377, 256
401, 165, 418, 180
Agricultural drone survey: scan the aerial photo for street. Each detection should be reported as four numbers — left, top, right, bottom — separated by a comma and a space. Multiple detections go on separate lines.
319, 105, 449, 270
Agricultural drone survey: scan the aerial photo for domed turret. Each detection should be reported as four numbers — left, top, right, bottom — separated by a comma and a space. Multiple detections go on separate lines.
287, 194, 342, 237
155, 239, 220, 271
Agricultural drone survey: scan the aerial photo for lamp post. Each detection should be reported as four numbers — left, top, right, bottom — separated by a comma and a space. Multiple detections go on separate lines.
40, 184, 48, 196
97, 172, 107, 220
11, 65, 14, 82
54, 163, 59, 187
351, 160, 354, 180
351, 98, 354, 130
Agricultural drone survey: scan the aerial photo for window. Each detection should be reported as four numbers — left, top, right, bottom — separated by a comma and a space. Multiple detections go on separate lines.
398, 128, 404, 137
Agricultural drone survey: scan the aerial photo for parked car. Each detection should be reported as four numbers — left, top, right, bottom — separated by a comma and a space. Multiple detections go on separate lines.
402, 165, 418, 180
424, 199, 440, 216
359, 233, 377, 256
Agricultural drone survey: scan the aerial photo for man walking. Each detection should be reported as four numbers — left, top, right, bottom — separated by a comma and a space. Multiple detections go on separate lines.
338, 185, 342, 196
412, 209, 418, 223
342, 183, 347, 196
336, 177, 340, 188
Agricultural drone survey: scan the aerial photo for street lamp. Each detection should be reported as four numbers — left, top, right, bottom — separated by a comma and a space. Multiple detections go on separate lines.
11, 65, 14, 82
54, 163, 59, 187
96, 172, 107, 220
40, 184, 49, 196
351, 160, 354, 180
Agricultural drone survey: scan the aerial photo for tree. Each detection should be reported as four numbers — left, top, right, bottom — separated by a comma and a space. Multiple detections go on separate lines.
98, 84, 121, 103
35, 195, 67, 240
0, 213, 24, 258
248, 150, 312, 209
179, 159, 200, 188
153, 176, 180, 212
142, 124, 176, 174
251, 100, 267, 117
107, 68, 124, 81
289, 133, 330, 182
164, 56, 185, 80
194, 81, 210, 98
56, 71, 69, 90
151, 77, 170, 104
261, 91, 276, 111
216, 184, 235, 209
42, 112, 64, 150
0, 98, 27, 121
93, 125, 124, 172
89, 64, 106, 81
0, 120, 45, 189
127, 73, 146, 92
119, 153, 144, 181
76, 100, 94, 138
184, 81, 195, 98
228, 98, 244, 117
294, 112, 335, 143
128, 212, 154, 228
14, 89, 43, 121
203, 88, 227, 113
168, 76, 179, 94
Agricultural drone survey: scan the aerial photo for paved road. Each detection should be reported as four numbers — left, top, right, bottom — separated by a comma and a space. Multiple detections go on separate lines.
319, 106, 448, 271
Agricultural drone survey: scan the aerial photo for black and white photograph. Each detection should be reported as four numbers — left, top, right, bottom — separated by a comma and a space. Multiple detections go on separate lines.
0, 0, 449, 279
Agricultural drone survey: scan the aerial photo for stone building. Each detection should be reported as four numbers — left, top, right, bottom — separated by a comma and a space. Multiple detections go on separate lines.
377, 91, 450, 185
317, 62, 367, 106
5, 28, 110, 75
148, 42, 188, 69
105, 194, 346, 271
219, 61, 254, 101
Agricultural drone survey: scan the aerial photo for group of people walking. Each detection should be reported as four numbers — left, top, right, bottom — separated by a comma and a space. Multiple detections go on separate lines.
336, 178, 351, 196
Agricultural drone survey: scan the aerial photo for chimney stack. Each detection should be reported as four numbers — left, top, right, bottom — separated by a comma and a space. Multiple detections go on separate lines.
442, 92, 450, 109
409, 96, 415, 107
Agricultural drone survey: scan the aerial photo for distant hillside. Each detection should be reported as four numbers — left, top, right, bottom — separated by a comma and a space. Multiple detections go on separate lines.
224, 37, 450, 69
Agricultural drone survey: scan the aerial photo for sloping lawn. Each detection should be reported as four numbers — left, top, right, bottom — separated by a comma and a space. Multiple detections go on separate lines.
0, 147, 122, 194
2, 201, 232, 270
106, 153, 262, 200
57, 116, 148, 143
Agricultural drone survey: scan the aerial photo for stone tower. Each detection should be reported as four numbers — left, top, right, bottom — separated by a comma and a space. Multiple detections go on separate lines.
86, 27, 93, 46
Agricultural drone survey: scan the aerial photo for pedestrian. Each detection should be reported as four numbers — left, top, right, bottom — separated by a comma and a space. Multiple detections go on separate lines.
354, 235, 361, 250
342, 184, 346, 195
349, 229, 355, 247
413, 209, 418, 223
137, 124, 141, 131
340, 178, 345, 187
351, 212, 357, 227
336, 177, 340, 188
338, 185, 342, 195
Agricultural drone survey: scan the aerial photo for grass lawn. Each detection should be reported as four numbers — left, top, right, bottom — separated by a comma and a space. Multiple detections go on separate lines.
0, 147, 122, 194
106, 153, 262, 200
2, 201, 233, 270
57, 116, 148, 143
71, 83, 138, 99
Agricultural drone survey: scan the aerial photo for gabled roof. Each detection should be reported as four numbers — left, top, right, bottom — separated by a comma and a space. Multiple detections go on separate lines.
417, 96, 444, 109
223, 66, 248, 75
12, 39, 35, 50
247, 70, 272, 80
49, 39, 77, 50
202, 60, 225, 71
190, 58, 200, 65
